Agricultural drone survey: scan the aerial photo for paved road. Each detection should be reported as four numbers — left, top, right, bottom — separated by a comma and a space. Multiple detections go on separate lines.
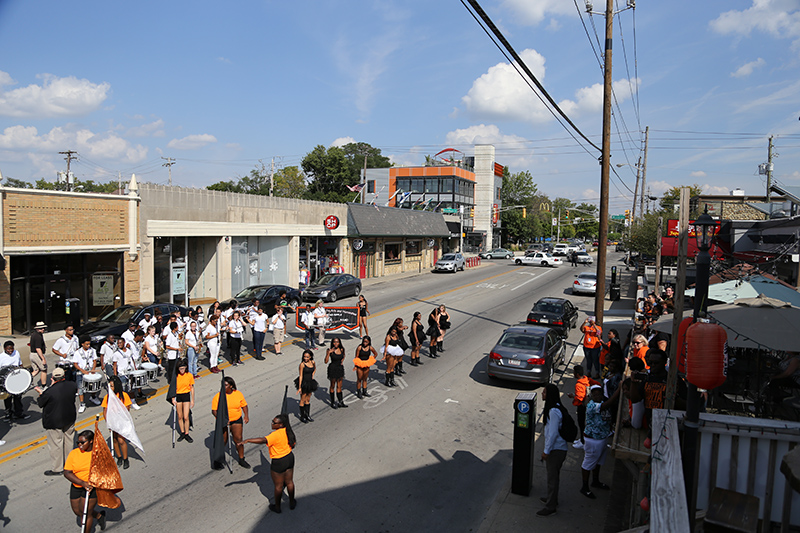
0, 260, 604, 532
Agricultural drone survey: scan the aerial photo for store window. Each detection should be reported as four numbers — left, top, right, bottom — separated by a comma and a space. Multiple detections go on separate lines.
406, 240, 421, 256
367, 180, 375, 193
425, 179, 439, 194
441, 179, 454, 193
385, 242, 402, 263
411, 179, 424, 193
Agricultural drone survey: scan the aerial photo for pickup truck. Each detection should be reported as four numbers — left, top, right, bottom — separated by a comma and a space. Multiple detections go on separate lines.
514, 252, 563, 267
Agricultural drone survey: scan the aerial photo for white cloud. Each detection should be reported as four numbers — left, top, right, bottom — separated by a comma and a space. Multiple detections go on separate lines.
731, 58, 766, 78
330, 136, 356, 148
647, 180, 674, 195
127, 119, 165, 138
167, 134, 217, 150
710, 1, 800, 48
0, 71, 110, 118
445, 124, 527, 146
691, 170, 707, 178
582, 189, 599, 200
501, 0, 577, 26
0, 124, 148, 164
461, 49, 639, 124
703, 185, 730, 195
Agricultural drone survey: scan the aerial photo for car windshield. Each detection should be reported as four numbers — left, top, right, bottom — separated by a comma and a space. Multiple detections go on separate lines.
314, 275, 338, 285
235, 287, 268, 299
577, 252, 589, 256
498, 333, 544, 350
98, 307, 138, 324
440, 254, 456, 261
533, 302, 562, 314
578, 273, 597, 281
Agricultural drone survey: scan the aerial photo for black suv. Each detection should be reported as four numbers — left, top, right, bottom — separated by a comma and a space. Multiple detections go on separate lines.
76, 302, 190, 349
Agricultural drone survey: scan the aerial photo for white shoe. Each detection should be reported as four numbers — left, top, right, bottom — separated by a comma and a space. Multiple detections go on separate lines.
78, 404, 86, 414
573, 440, 584, 449
131, 403, 141, 410
0, 440, 5, 446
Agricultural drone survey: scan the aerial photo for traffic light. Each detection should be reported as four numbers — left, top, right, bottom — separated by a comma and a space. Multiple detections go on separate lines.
565, 210, 570, 220
470, 207, 475, 218
522, 207, 527, 218
624, 209, 630, 221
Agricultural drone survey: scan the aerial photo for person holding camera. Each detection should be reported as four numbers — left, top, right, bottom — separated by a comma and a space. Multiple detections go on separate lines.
580, 318, 603, 379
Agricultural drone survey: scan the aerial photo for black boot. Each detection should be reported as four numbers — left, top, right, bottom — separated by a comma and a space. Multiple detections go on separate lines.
299, 405, 308, 423
356, 388, 363, 399
390, 372, 397, 386
306, 403, 314, 422
416, 357, 424, 365
410, 358, 418, 367
430, 345, 437, 358
396, 361, 405, 375
385, 372, 393, 387
330, 392, 338, 409
362, 387, 371, 397
337, 391, 348, 408
438, 341, 444, 352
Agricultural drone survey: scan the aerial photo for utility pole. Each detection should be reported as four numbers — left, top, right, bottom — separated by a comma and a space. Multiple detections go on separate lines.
557, 207, 562, 243
766, 134, 774, 199
630, 156, 641, 228
665, 187, 690, 409
270, 157, 275, 197
59, 150, 78, 191
161, 157, 176, 186
654, 216, 663, 294
639, 126, 649, 220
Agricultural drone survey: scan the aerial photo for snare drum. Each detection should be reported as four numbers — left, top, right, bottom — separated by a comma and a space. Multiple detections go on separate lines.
56, 359, 75, 381
130, 369, 148, 388
82, 373, 103, 394
0, 366, 32, 395
141, 362, 159, 382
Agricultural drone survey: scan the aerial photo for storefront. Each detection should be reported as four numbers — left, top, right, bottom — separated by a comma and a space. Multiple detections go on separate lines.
231, 236, 292, 296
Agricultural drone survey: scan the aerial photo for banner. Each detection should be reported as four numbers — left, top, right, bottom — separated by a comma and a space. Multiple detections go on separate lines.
295, 306, 359, 332
667, 219, 721, 238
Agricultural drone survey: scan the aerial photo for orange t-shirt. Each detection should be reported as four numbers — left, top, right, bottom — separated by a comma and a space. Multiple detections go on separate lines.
65, 447, 92, 487
633, 345, 650, 370
582, 324, 602, 349
573, 375, 601, 406
176, 372, 195, 395
212, 390, 247, 422
266, 427, 292, 460
101, 392, 132, 409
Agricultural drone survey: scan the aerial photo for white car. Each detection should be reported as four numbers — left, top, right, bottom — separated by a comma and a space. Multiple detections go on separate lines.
572, 272, 597, 295
515, 252, 562, 267
552, 243, 579, 256
434, 253, 466, 273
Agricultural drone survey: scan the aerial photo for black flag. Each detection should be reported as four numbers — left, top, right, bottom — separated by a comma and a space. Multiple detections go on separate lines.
211, 371, 229, 469
165, 360, 177, 404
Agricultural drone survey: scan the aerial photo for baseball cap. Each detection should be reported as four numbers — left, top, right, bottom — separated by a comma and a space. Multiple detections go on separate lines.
590, 384, 602, 391
52, 367, 66, 379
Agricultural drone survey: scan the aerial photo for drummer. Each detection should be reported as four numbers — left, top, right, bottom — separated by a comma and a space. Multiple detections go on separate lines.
111, 337, 141, 410
52, 325, 79, 380
1, 341, 29, 421
72, 336, 100, 414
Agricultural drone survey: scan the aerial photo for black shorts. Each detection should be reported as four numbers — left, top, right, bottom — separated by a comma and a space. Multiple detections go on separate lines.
229, 417, 243, 425
176, 392, 191, 403
271, 452, 295, 473
70, 485, 97, 500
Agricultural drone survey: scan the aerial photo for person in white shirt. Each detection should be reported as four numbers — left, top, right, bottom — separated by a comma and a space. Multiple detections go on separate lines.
301, 305, 317, 350
121, 322, 137, 347
164, 322, 181, 382
143, 325, 161, 369
312, 300, 328, 347
2, 341, 28, 420
184, 321, 201, 377
111, 337, 140, 410
72, 336, 100, 413
271, 308, 286, 355
52, 325, 79, 380
249, 307, 268, 360
204, 314, 221, 373
99, 336, 117, 377
227, 310, 245, 366
138, 311, 155, 331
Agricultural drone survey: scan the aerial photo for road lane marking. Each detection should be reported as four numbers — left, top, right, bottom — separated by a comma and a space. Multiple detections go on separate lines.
510, 273, 545, 291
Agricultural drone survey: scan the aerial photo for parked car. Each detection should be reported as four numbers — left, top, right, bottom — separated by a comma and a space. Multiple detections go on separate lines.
525, 243, 545, 255
479, 248, 514, 260
515, 252, 562, 267
486, 326, 566, 384
233, 284, 302, 315
574, 251, 593, 264
615, 242, 627, 252
302, 273, 362, 302
526, 297, 579, 337
76, 302, 190, 349
433, 253, 466, 273
572, 272, 597, 295
552, 243, 579, 256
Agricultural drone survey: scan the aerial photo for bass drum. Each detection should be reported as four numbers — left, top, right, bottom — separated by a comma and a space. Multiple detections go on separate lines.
0, 366, 33, 396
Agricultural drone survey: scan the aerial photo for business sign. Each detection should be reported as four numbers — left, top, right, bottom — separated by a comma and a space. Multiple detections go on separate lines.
492, 204, 499, 224
667, 219, 720, 238
324, 215, 340, 230
442, 208, 459, 214
295, 306, 359, 332
92, 274, 115, 306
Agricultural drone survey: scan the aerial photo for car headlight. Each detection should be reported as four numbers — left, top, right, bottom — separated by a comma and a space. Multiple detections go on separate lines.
319, 290, 329, 296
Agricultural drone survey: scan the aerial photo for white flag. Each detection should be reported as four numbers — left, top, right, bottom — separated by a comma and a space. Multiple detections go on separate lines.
106, 387, 145, 455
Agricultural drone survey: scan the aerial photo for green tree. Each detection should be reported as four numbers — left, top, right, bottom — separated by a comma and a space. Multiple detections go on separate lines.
628, 211, 664, 256
499, 169, 540, 244
659, 184, 703, 215
340, 142, 392, 177
273, 166, 307, 198
34, 178, 119, 193
573, 203, 599, 239
207, 180, 242, 193
3, 177, 33, 188
301, 145, 357, 203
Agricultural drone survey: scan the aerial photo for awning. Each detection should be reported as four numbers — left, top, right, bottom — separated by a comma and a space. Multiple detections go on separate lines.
347, 203, 450, 238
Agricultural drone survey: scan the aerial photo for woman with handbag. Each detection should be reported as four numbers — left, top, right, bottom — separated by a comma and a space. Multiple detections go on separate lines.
409, 311, 426, 367
437, 304, 451, 352
427, 307, 441, 358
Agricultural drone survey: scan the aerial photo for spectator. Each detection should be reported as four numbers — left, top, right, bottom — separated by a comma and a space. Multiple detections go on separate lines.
580, 318, 603, 379
29, 321, 49, 391
300, 305, 316, 350
37, 367, 78, 476
538, 383, 569, 517
567, 364, 600, 448
580, 384, 622, 499
628, 334, 650, 370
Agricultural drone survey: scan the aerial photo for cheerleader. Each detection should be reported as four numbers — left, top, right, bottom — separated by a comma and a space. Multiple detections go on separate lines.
295, 350, 317, 423
381, 327, 404, 387
324, 338, 348, 409
427, 307, 442, 358
409, 312, 426, 367
357, 295, 370, 337
353, 336, 377, 399
389, 318, 409, 376
437, 304, 451, 352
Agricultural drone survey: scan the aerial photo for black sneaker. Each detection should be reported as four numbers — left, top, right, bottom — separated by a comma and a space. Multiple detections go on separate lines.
123, 459, 130, 469
184, 434, 193, 443
177, 433, 186, 442
537, 508, 556, 517
238, 458, 251, 468
97, 510, 107, 530
117, 456, 124, 466
580, 488, 596, 499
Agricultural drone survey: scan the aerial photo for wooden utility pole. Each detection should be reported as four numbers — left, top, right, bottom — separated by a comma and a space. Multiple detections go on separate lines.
765, 135, 774, 198
654, 216, 663, 294
638, 126, 649, 219
161, 157, 176, 186
665, 187, 690, 408
59, 150, 78, 191
630, 156, 641, 227
594, 0, 614, 328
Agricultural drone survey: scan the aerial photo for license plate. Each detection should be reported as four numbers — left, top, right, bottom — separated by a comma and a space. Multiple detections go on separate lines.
506, 359, 522, 366
539, 318, 549, 323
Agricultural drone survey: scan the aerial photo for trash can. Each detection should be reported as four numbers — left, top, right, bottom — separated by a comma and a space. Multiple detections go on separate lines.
511, 391, 537, 496
65, 298, 81, 329
609, 284, 621, 301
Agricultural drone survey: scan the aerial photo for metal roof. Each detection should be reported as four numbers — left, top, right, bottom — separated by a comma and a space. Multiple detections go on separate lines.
347, 203, 450, 237
770, 184, 800, 205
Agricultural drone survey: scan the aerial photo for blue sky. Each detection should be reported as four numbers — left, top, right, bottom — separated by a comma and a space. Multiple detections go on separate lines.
1, 0, 799, 214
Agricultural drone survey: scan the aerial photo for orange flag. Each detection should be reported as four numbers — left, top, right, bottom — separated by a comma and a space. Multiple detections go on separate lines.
90, 420, 124, 509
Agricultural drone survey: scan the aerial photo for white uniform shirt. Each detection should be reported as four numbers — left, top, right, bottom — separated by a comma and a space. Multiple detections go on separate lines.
100, 341, 116, 372
138, 317, 156, 330
165, 330, 180, 360
228, 318, 244, 338
121, 328, 136, 346
112, 347, 137, 375
144, 334, 160, 358
252, 313, 268, 333
52, 335, 79, 359
301, 309, 315, 329
0, 349, 22, 369
271, 312, 285, 330
72, 347, 97, 372
203, 324, 219, 346
184, 330, 199, 351
313, 307, 327, 327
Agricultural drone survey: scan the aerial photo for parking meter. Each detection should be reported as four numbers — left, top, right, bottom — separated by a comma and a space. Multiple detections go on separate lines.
611, 265, 617, 285
65, 298, 81, 329
512, 392, 537, 496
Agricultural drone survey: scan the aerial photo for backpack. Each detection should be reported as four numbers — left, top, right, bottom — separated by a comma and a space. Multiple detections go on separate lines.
557, 405, 579, 442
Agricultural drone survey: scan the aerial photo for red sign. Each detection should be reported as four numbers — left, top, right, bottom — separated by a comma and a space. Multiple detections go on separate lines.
667, 219, 720, 238
324, 215, 340, 230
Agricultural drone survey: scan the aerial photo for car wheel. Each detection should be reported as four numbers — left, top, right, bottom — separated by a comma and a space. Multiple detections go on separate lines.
515, 258, 522, 265
486, 254, 492, 259
328, 291, 338, 302
354, 285, 361, 297
542, 261, 548, 267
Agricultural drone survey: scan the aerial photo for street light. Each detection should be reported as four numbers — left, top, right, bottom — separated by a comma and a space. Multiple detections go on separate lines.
683, 205, 716, 527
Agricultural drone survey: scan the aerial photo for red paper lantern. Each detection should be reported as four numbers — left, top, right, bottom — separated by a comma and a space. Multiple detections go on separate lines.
686, 321, 727, 390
